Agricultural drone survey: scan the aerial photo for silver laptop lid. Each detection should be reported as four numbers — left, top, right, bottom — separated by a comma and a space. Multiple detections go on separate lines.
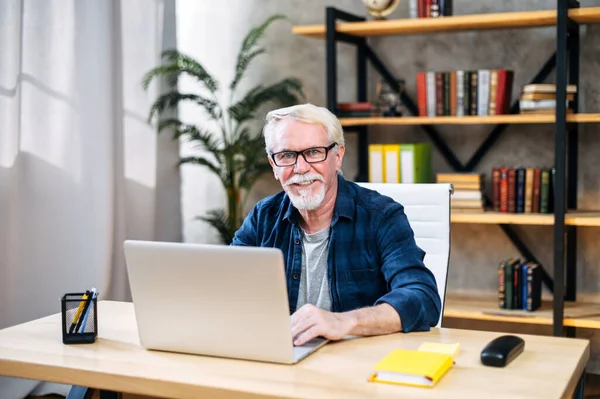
123, 240, 296, 363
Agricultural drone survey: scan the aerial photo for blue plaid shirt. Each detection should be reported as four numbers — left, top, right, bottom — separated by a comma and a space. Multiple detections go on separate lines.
231, 174, 441, 332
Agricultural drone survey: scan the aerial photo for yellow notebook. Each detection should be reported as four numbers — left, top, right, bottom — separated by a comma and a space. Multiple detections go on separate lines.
368, 349, 453, 388
418, 342, 460, 357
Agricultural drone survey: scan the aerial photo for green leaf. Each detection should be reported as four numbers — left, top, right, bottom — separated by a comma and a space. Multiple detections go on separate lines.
142, 64, 180, 90
196, 209, 235, 245
157, 118, 183, 133
148, 92, 220, 122
230, 15, 287, 92
229, 77, 305, 124
154, 50, 219, 93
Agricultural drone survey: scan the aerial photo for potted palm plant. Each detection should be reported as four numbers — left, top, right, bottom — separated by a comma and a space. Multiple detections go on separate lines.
143, 15, 305, 244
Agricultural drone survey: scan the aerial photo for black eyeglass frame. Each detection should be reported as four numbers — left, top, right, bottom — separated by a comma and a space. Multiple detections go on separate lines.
270, 142, 338, 167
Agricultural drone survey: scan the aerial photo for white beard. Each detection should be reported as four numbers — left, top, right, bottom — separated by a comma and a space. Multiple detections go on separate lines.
288, 184, 326, 210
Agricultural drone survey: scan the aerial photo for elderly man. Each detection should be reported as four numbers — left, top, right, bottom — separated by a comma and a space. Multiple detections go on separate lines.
231, 103, 440, 346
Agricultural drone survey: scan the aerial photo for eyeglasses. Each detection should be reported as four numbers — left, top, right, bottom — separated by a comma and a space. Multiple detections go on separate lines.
270, 143, 338, 167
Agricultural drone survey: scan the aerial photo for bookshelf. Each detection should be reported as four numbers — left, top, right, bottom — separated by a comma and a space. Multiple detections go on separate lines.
292, 7, 600, 38
292, 2, 600, 337
451, 211, 600, 226
444, 292, 600, 329
339, 114, 600, 126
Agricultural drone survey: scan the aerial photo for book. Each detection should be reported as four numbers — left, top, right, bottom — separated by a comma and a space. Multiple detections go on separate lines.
368, 349, 453, 388
418, 342, 460, 357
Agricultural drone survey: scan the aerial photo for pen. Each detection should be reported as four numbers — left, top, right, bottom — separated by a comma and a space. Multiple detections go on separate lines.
79, 288, 97, 333
69, 290, 90, 334
74, 290, 93, 334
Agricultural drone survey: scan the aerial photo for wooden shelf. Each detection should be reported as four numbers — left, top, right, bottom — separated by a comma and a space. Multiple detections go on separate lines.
339, 114, 600, 126
444, 292, 600, 329
292, 7, 600, 38
450, 211, 600, 226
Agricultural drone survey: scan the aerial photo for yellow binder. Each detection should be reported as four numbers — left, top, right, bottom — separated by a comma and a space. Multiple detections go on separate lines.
368, 349, 454, 388
368, 144, 385, 182
383, 144, 401, 183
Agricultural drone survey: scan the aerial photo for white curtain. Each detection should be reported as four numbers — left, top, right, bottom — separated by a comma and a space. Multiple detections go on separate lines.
0, 0, 180, 397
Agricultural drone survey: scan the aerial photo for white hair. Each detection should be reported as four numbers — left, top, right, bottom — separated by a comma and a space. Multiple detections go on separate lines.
262, 103, 345, 154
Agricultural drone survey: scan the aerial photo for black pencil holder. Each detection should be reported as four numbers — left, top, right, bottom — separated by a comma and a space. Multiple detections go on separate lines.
61, 292, 98, 344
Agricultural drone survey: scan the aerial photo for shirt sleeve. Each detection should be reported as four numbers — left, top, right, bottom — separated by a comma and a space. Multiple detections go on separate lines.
230, 205, 258, 246
373, 202, 441, 333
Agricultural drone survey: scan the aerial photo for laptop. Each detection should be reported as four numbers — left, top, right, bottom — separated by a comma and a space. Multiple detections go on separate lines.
123, 240, 328, 364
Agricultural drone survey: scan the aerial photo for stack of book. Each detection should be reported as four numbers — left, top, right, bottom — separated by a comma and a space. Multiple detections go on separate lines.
491, 167, 554, 214
416, 70, 514, 117
436, 173, 484, 212
336, 102, 372, 118
518, 84, 576, 115
498, 257, 542, 311
409, 0, 453, 18
369, 143, 432, 183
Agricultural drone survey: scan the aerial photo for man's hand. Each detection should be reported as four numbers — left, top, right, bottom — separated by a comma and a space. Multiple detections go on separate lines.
290, 304, 357, 346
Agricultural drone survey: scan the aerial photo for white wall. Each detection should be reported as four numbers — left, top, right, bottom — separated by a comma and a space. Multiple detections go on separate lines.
176, 0, 363, 244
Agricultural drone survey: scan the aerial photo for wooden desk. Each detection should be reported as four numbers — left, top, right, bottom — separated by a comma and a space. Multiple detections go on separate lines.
0, 301, 590, 399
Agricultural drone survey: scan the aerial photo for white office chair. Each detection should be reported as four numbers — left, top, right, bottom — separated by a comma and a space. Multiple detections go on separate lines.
357, 183, 452, 328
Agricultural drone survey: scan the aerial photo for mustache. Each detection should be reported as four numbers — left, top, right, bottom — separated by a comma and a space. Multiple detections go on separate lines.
284, 173, 324, 186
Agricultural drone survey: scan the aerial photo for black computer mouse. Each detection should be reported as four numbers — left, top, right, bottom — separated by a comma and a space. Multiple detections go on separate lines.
480, 335, 525, 367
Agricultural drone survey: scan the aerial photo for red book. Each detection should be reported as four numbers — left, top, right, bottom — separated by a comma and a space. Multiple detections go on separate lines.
499, 167, 509, 213
495, 70, 514, 115
416, 72, 427, 117
492, 167, 500, 212
418, 0, 426, 18
337, 102, 371, 111
507, 168, 516, 213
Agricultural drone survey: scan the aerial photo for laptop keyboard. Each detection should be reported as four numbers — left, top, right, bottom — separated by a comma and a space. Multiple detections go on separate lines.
293, 337, 328, 361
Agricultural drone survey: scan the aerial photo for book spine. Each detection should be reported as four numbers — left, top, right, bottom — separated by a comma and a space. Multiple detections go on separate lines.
463, 71, 471, 116
513, 261, 520, 309
443, 72, 450, 115
409, 0, 418, 18
502, 70, 515, 114
495, 70, 507, 115
532, 168, 541, 213
417, 72, 428, 117
492, 167, 500, 211
430, 0, 440, 17
444, 0, 452, 16
525, 168, 534, 213
527, 265, 542, 311
516, 167, 526, 213
436, 72, 444, 116
540, 168, 550, 213
456, 70, 464, 116
418, 0, 426, 18
477, 69, 490, 116
450, 71, 457, 116
470, 71, 478, 115
505, 259, 513, 309
426, 0, 432, 17
507, 168, 516, 213
498, 262, 506, 309
488, 70, 498, 115
499, 167, 509, 213
521, 263, 529, 310
426, 72, 436, 116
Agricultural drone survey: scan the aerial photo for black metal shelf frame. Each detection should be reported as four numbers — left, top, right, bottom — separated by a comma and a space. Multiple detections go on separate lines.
324, 0, 579, 337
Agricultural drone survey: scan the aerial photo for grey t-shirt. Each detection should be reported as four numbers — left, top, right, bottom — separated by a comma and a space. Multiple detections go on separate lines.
296, 226, 332, 311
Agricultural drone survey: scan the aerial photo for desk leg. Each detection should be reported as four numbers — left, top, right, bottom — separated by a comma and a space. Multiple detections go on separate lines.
574, 372, 585, 399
